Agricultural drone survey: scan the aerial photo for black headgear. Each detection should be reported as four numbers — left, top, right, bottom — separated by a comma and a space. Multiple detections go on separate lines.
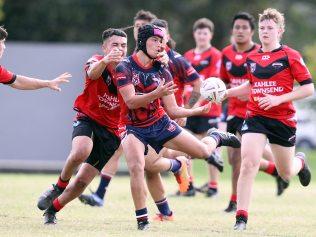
137, 24, 164, 59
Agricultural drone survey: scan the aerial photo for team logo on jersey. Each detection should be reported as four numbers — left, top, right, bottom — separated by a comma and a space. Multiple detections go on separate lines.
262, 55, 270, 60
272, 62, 283, 68
250, 63, 256, 73
241, 121, 248, 131
132, 73, 140, 85
235, 54, 243, 60
225, 61, 232, 71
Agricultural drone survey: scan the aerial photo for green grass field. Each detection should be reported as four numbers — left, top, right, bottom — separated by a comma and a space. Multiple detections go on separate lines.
0, 149, 315, 237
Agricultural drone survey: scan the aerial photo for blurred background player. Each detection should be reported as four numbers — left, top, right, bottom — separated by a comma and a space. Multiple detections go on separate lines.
224, 8, 314, 230
0, 26, 70, 93
184, 18, 222, 197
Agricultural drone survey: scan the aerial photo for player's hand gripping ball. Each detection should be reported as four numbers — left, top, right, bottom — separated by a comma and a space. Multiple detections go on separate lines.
200, 77, 226, 103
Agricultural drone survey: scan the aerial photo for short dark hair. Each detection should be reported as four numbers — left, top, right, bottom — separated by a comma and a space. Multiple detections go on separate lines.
133, 10, 157, 23
232, 12, 255, 30
102, 28, 127, 42
193, 18, 214, 32
0, 26, 8, 40
151, 19, 168, 29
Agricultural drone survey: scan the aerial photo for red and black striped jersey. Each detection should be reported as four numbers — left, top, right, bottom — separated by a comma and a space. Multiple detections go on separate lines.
115, 54, 172, 127
74, 55, 121, 136
184, 47, 222, 117
246, 45, 312, 127
221, 44, 260, 119
0, 66, 16, 84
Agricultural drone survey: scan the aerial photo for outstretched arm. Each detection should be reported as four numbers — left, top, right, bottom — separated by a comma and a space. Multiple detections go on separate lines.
10, 72, 71, 91
225, 81, 251, 99
162, 92, 209, 119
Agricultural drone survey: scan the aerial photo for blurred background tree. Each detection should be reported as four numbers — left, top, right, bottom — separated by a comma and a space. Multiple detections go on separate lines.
1, 0, 316, 60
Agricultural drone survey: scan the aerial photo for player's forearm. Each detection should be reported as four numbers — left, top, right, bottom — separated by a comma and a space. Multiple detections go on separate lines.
10, 75, 49, 90
167, 106, 202, 119
124, 91, 159, 109
87, 60, 107, 80
226, 81, 250, 98
187, 90, 201, 108
279, 83, 314, 103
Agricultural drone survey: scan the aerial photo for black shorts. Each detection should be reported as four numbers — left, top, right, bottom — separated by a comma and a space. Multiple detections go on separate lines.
125, 115, 182, 155
185, 116, 219, 134
240, 116, 296, 147
72, 117, 120, 171
226, 115, 244, 135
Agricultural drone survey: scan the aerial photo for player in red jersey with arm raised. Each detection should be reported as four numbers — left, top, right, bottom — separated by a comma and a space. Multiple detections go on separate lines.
224, 9, 314, 230
0, 27, 70, 91
37, 29, 127, 224
116, 24, 241, 230
221, 12, 288, 213
184, 18, 223, 197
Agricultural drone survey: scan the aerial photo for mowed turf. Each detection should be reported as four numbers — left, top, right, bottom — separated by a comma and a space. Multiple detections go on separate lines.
0, 149, 315, 237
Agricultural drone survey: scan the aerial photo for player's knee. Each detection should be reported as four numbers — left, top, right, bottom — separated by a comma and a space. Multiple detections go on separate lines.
74, 177, 89, 190
128, 162, 144, 176
240, 156, 259, 175
69, 148, 90, 164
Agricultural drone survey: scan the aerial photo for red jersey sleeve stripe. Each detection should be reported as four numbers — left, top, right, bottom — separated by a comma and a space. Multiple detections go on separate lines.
2, 74, 17, 85
299, 78, 313, 85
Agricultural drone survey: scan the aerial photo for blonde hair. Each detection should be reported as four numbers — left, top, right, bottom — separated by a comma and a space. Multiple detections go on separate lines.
259, 8, 285, 33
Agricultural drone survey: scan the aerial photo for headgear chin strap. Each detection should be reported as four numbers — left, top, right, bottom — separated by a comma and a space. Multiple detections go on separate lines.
137, 24, 164, 59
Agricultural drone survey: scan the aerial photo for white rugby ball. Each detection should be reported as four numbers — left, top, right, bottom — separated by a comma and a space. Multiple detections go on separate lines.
200, 77, 226, 103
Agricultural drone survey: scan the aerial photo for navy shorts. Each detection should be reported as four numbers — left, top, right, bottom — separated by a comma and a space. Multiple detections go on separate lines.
126, 115, 182, 154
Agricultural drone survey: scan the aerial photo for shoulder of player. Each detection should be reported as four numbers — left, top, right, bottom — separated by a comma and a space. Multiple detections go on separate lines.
281, 45, 302, 59
183, 48, 194, 58
87, 54, 103, 62
210, 46, 221, 55
221, 44, 234, 54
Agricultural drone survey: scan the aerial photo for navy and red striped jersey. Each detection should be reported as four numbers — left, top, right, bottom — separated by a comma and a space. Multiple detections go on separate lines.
221, 44, 260, 119
166, 47, 200, 107
74, 55, 121, 136
184, 47, 222, 117
246, 45, 312, 127
0, 66, 16, 84
115, 54, 172, 127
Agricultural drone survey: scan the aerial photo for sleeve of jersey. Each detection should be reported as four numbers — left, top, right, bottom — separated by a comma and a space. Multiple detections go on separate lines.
0, 66, 17, 84
289, 51, 313, 85
208, 52, 222, 77
220, 55, 229, 83
179, 57, 200, 84
115, 63, 132, 88
84, 56, 101, 73
162, 68, 173, 83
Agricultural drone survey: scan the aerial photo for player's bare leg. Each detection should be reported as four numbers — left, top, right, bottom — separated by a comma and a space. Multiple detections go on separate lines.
43, 163, 99, 224
79, 146, 122, 206
37, 136, 93, 210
